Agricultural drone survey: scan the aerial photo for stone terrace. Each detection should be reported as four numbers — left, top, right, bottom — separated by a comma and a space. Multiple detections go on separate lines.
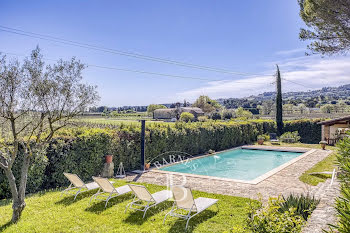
125, 145, 338, 232
126, 146, 333, 201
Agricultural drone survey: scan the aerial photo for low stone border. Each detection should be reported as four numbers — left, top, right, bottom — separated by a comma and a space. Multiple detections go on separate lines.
302, 179, 340, 233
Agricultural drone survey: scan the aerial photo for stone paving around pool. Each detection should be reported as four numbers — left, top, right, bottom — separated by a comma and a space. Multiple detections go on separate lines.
126, 146, 333, 201
125, 145, 338, 232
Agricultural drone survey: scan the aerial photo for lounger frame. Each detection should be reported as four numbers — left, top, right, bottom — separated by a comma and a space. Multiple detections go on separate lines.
163, 186, 219, 229
125, 184, 170, 218
61, 173, 98, 200
89, 177, 129, 207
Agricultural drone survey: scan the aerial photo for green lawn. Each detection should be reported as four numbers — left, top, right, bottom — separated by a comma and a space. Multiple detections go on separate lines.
299, 152, 337, 186
255, 142, 337, 186
0, 180, 253, 233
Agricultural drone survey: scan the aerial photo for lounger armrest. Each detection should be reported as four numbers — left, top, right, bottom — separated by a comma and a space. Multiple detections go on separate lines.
85, 182, 99, 190
194, 197, 218, 213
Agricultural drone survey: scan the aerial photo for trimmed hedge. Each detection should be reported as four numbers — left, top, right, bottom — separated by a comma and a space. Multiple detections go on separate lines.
0, 119, 320, 199
284, 119, 322, 144
0, 128, 112, 199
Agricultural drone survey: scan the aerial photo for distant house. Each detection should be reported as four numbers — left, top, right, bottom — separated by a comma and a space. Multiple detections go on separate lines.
180, 107, 204, 118
153, 107, 204, 121
153, 109, 177, 120
318, 116, 350, 145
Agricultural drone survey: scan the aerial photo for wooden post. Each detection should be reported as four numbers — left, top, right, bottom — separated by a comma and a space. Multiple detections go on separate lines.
140, 120, 145, 171
321, 125, 325, 141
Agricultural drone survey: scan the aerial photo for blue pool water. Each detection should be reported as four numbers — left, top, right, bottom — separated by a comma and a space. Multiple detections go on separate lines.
159, 149, 303, 181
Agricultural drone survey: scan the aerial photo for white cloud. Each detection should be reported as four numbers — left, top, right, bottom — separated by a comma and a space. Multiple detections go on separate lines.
177, 55, 350, 101
275, 48, 305, 56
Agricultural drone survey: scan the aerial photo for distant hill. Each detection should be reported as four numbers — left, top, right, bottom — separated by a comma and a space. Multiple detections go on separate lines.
251, 84, 350, 101
217, 83, 350, 109
94, 83, 350, 113
217, 84, 350, 112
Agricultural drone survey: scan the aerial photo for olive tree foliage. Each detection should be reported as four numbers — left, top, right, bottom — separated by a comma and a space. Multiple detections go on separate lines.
235, 107, 253, 118
192, 95, 222, 113
258, 100, 274, 115
147, 104, 167, 114
299, 0, 350, 55
0, 47, 99, 223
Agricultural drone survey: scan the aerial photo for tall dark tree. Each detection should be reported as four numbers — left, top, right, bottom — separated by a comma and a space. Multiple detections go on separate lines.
183, 99, 189, 107
275, 65, 283, 135
298, 0, 350, 55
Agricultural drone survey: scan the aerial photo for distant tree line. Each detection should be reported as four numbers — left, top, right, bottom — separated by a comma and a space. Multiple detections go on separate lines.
89, 105, 148, 113
221, 96, 350, 115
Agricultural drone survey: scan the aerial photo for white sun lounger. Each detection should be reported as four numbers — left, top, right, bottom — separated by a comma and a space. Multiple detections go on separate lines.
125, 184, 172, 218
163, 186, 219, 229
61, 172, 100, 200
309, 168, 338, 186
90, 176, 131, 207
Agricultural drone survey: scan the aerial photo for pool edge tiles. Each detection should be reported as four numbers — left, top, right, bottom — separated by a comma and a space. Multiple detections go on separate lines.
151, 147, 315, 185
159, 148, 304, 180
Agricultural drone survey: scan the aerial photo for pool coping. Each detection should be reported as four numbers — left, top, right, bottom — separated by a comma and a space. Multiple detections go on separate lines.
150, 146, 315, 185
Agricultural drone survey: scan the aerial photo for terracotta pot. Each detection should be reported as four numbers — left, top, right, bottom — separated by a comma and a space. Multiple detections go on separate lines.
257, 139, 264, 145
320, 143, 326, 150
144, 163, 151, 170
105, 155, 113, 163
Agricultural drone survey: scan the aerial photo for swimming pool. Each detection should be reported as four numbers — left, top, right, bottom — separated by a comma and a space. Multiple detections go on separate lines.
158, 148, 304, 182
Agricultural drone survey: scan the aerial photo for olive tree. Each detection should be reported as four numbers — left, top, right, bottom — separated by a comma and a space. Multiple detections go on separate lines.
192, 95, 222, 113
146, 104, 167, 116
0, 47, 99, 222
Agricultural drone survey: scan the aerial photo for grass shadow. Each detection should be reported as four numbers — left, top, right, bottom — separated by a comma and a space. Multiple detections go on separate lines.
0, 221, 14, 232
310, 174, 332, 179
167, 210, 218, 233
85, 193, 133, 214
130, 173, 143, 182
123, 201, 173, 225
0, 198, 11, 207
55, 189, 97, 206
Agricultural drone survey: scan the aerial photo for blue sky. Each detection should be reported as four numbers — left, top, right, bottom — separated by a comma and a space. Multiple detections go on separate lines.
1, 0, 349, 106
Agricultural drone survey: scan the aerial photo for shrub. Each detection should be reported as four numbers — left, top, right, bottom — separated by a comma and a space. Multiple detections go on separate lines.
236, 107, 253, 119
280, 131, 301, 143
247, 196, 305, 233
283, 119, 321, 143
208, 149, 215, 154
180, 112, 195, 122
328, 137, 350, 233
263, 133, 270, 140
222, 109, 235, 120
198, 116, 209, 122
209, 111, 222, 120
279, 193, 320, 221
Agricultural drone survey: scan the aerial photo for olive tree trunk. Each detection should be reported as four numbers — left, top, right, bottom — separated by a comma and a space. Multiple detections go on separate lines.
3, 154, 31, 223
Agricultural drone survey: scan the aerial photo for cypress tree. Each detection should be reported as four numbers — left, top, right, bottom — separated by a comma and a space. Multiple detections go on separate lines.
276, 65, 283, 135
